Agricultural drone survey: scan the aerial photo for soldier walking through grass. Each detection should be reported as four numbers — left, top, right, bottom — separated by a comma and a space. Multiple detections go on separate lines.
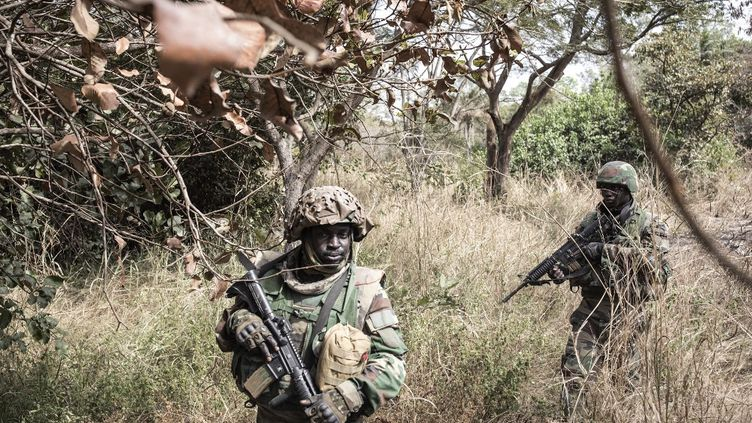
548, 161, 671, 416
215, 186, 407, 423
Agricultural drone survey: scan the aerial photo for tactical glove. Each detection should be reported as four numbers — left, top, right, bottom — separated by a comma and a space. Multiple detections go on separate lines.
302, 380, 363, 423
547, 265, 567, 284
234, 312, 277, 361
583, 242, 604, 260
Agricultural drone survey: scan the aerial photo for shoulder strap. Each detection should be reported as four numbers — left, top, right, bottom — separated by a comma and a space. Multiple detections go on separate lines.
303, 265, 352, 367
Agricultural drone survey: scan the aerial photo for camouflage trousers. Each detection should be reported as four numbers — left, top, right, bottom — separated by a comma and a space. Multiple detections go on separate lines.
560, 292, 647, 416
256, 403, 364, 423
561, 295, 613, 381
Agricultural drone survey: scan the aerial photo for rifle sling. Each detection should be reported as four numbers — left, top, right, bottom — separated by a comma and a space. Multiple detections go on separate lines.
303, 264, 352, 368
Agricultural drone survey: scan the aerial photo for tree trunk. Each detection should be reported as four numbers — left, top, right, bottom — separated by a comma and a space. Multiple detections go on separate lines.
484, 115, 499, 197
485, 108, 507, 197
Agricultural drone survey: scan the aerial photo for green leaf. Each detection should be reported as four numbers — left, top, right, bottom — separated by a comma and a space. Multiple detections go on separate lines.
472, 55, 488, 68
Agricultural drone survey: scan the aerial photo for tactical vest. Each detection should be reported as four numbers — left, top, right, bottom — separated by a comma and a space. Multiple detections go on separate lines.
573, 204, 670, 296
227, 250, 387, 403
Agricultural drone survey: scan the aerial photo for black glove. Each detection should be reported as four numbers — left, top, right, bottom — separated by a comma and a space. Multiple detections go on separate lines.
234, 313, 277, 361
302, 389, 350, 423
582, 242, 604, 260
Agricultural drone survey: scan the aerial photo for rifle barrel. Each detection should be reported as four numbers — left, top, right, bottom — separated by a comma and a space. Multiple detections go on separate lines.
501, 280, 528, 303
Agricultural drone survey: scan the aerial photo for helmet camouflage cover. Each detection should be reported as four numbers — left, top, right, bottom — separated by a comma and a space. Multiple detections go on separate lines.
286, 186, 374, 242
595, 161, 639, 194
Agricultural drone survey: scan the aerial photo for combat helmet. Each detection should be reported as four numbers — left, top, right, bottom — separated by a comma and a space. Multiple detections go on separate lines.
595, 161, 638, 194
286, 186, 374, 242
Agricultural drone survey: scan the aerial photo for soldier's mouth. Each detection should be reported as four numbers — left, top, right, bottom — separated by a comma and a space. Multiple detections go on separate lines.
322, 253, 344, 262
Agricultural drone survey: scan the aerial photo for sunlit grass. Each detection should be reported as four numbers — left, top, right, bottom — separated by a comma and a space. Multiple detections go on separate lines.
1, 157, 751, 422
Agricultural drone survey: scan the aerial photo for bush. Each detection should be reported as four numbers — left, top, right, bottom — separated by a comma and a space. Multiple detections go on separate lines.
511, 78, 643, 174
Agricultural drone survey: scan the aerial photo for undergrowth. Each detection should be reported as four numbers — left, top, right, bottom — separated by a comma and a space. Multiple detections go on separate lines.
1, 155, 751, 422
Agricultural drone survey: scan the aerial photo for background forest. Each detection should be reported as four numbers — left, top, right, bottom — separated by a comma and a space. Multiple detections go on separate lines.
1, 0, 751, 421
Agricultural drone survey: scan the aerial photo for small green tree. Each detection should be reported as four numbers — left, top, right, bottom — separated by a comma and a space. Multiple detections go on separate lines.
511, 79, 642, 173
636, 26, 750, 166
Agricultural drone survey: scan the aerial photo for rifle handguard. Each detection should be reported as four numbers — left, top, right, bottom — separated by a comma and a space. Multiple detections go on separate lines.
501, 215, 611, 304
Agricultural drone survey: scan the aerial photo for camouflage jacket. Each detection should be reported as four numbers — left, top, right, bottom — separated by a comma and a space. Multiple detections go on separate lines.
569, 200, 671, 301
215, 250, 407, 420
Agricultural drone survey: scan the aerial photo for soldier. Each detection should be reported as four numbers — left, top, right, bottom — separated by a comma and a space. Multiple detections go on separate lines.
549, 161, 671, 415
215, 186, 407, 423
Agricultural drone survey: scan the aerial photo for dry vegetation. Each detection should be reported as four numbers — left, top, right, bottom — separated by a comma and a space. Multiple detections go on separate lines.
1, 152, 751, 423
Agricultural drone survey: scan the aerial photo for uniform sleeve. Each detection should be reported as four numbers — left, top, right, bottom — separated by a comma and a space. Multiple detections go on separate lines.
349, 288, 408, 416
215, 297, 252, 352
603, 216, 671, 282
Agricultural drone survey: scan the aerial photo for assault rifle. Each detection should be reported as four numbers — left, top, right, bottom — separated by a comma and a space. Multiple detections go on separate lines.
501, 216, 610, 303
227, 252, 319, 410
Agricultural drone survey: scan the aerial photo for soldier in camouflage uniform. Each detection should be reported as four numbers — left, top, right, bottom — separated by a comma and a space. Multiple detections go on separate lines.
215, 186, 407, 423
549, 161, 671, 415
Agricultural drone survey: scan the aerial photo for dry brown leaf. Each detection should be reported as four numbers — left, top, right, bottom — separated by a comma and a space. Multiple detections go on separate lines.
294, 0, 324, 14
259, 80, 303, 140
166, 237, 182, 250
401, 0, 434, 34
503, 23, 523, 54
354, 54, 369, 73
51, 84, 79, 113
81, 83, 120, 111
262, 142, 275, 162
209, 277, 230, 301
442, 56, 459, 74
225, 19, 267, 70
22, 14, 43, 34
109, 137, 120, 159
387, 89, 395, 108
71, 0, 99, 41
491, 36, 511, 62
184, 252, 197, 275
224, 111, 252, 136
115, 37, 130, 55
50, 134, 87, 173
312, 48, 348, 74
340, 4, 352, 33
156, 72, 172, 86
224, 0, 325, 56
396, 48, 429, 66
447, 0, 463, 23
351, 29, 375, 44
114, 235, 126, 252
153, 0, 267, 97
331, 103, 348, 124
117, 68, 140, 77
157, 84, 186, 107
395, 49, 413, 64
82, 40, 107, 83
433, 76, 454, 101
414, 48, 430, 65
189, 76, 231, 117
189, 275, 202, 291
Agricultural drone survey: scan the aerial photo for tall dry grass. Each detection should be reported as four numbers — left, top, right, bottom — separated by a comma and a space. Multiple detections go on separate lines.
1, 153, 750, 422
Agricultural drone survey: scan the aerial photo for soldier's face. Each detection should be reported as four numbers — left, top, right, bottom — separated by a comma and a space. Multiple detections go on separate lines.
600, 186, 631, 210
303, 223, 353, 265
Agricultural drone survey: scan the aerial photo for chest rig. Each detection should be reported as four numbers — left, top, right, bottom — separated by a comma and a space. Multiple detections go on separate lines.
259, 264, 360, 366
